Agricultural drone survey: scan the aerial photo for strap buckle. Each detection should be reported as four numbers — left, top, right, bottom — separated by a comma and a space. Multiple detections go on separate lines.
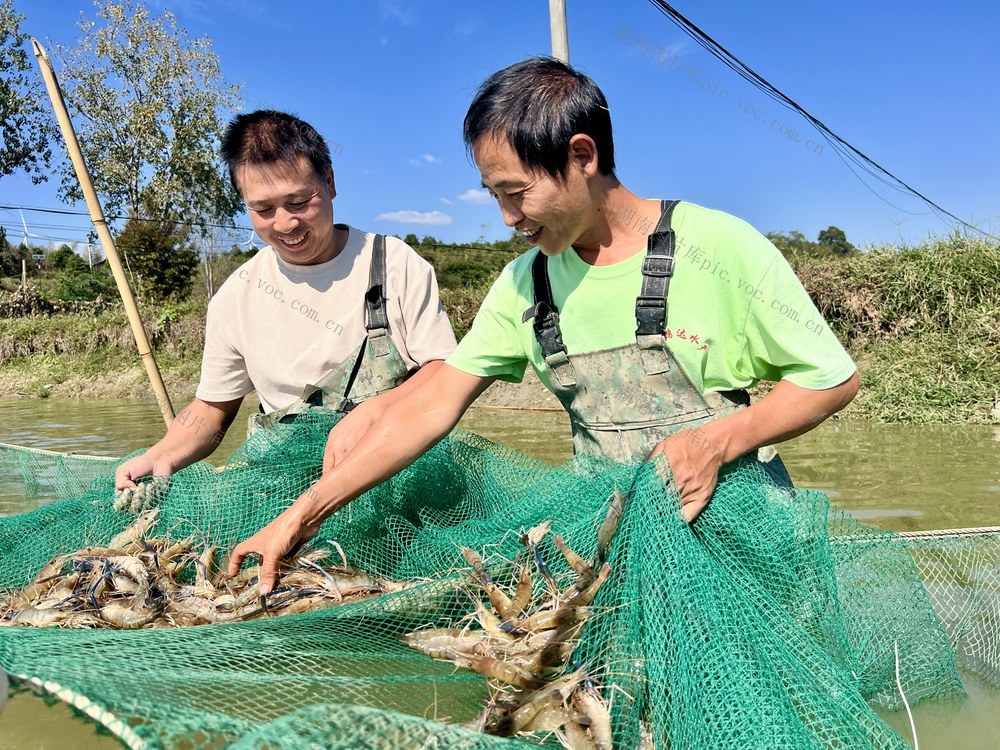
641, 255, 674, 277
635, 297, 666, 336
635, 295, 665, 309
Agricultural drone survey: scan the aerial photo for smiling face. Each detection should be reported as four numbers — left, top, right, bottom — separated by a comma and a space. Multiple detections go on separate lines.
238, 156, 339, 266
474, 135, 599, 258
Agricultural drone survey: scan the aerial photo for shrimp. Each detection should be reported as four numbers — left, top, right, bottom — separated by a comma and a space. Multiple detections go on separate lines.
108, 508, 160, 551
566, 563, 612, 607
596, 489, 629, 563
448, 652, 544, 690
573, 686, 612, 750
553, 534, 594, 580
461, 547, 513, 617
401, 629, 491, 660
506, 560, 534, 620
5, 606, 71, 627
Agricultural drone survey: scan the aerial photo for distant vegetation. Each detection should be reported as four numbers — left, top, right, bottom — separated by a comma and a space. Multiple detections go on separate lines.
791, 236, 998, 423
0, 228, 996, 424
767, 225, 858, 260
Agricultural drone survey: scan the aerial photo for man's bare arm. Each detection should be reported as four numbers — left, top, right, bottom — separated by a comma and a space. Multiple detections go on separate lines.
230, 365, 494, 592
649, 372, 860, 521
115, 396, 244, 491
322, 360, 445, 472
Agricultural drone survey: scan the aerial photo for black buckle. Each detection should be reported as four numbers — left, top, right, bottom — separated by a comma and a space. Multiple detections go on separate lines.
642, 255, 674, 277
635, 295, 665, 309
635, 298, 665, 336
365, 284, 383, 304
524, 301, 558, 330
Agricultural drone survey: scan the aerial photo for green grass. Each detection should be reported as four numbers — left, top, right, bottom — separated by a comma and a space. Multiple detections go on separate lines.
2, 239, 997, 423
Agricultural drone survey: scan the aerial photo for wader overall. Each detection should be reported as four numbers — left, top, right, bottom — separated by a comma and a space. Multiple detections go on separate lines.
248, 234, 409, 434
524, 201, 792, 486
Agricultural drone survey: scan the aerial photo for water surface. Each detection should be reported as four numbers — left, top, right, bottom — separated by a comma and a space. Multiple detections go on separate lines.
0, 398, 997, 747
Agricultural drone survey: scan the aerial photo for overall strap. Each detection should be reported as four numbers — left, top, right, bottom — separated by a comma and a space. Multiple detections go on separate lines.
635, 199, 681, 375
365, 234, 392, 357
521, 251, 577, 387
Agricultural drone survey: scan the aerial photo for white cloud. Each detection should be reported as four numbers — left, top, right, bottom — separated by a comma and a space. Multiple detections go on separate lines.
408, 153, 440, 167
439, 197, 453, 205
378, 0, 415, 26
454, 19, 482, 36
375, 210, 453, 226
458, 188, 492, 205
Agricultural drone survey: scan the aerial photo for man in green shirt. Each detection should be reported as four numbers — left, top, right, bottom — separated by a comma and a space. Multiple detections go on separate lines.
230, 57, 859, 594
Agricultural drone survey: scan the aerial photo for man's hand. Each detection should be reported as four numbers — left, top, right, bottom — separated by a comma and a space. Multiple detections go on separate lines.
645, 372, 861, 523
228, 500, 322, 594
647, 426, 727, 523
229, 365, 493, 594
114, 454, 174, 513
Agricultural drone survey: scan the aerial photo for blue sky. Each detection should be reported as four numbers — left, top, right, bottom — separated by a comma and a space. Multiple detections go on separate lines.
3, 0, 997, 252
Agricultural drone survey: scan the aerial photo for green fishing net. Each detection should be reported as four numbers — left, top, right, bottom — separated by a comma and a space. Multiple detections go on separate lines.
0, 412, 997, 749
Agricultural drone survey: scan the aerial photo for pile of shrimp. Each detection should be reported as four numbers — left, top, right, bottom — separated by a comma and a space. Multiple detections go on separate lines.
0, 508, 406, 629
403, 490, 629, 749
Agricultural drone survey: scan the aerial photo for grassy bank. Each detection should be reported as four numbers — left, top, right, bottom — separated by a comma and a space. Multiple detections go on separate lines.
793, 237, 998, 423
1, 239, 996, 423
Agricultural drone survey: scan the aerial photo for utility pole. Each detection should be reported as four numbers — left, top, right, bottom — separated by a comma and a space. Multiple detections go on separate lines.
549, 0, 569, 63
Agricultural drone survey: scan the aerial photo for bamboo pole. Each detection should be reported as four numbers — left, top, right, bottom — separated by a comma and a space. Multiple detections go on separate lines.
32, 38, 175, 427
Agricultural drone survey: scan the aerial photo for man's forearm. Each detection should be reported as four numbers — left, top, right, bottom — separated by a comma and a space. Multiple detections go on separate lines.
294, 367, 492, 527
145, 398, 241, 471
352, 360, 444, 420
696, 372, 860, 464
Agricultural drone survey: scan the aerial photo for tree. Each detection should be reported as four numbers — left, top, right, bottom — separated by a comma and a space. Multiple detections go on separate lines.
116, 217, 200, 302
50, 263, 118, 301
0, 0, 55, 183
53, 1, 243, 228
402, 233, 420, 247
493, 230, 533, 254
766, 230, 818, 258
817, 225, 856, 255
0, 229, 29, 278
46, 244, 88, 273
767, 228, 858, 260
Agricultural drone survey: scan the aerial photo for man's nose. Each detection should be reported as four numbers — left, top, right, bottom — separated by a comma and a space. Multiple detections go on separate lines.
273, 207, 300, 233
498, 197, 523, 228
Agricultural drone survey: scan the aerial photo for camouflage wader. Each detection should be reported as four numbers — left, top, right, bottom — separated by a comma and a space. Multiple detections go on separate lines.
524, 200, 792, 485
248, 234, 410, 434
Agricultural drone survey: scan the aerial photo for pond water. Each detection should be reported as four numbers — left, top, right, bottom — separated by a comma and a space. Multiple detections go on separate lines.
0, 397, 997, 748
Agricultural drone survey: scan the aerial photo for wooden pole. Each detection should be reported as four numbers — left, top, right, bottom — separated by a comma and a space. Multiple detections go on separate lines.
32, 38, 175, 426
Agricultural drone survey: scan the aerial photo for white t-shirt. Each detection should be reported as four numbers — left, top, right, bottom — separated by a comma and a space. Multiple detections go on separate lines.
196, 225, 456, 412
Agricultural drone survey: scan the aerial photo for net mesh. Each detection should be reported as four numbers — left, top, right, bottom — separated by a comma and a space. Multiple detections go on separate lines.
0, 412, 996, 749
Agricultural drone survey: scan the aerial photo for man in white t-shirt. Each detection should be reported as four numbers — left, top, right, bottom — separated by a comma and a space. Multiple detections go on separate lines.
114, 110, 456, 510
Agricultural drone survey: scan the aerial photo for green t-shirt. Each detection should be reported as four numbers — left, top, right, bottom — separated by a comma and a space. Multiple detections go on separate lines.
448, 201, 856, 394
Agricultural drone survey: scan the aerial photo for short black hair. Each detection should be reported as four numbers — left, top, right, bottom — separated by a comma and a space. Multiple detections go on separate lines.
463, 57, 615, 180
220, 110, 332, 192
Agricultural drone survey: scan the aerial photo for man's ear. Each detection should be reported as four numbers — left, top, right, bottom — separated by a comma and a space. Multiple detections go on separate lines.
567, 134, 600, 179
326, 168, 337, 200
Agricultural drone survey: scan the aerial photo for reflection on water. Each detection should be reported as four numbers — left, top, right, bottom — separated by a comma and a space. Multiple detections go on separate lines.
458, 408, 999, 533
0, 398, 998, 747
1, 398, 997, 530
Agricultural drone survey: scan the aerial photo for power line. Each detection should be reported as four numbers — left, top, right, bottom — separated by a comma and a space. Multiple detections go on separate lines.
646, 0, 997, 242
0, 207, 523, 256
0, 204, 255, 233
